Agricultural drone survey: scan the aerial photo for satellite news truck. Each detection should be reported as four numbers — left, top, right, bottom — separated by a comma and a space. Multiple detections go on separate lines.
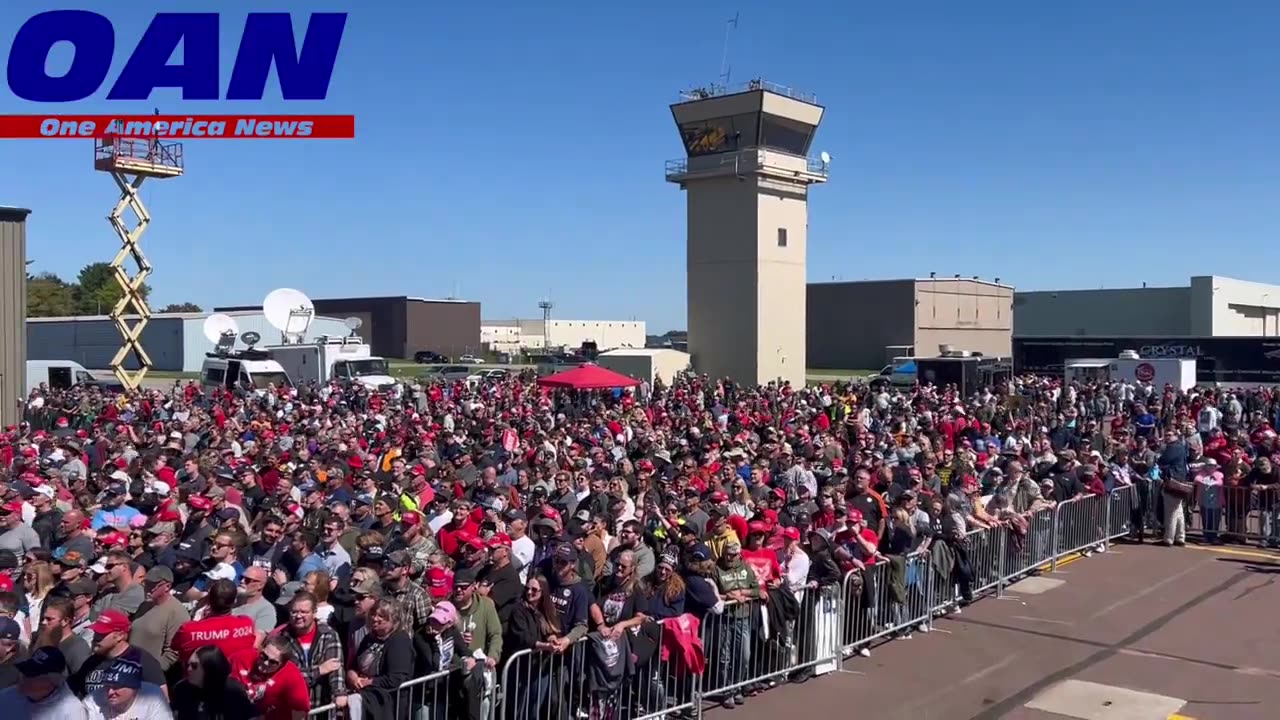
268, 336, 397, 391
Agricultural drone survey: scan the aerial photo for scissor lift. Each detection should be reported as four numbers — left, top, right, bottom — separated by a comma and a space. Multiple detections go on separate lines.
93, 136, 184, 390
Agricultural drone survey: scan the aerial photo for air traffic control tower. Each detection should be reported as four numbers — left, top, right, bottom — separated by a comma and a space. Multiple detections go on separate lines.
666, 80, 827, 387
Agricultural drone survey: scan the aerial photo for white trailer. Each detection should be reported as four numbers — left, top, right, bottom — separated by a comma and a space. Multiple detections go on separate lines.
268, 336, 397, 391
1064, 350, 1197, 391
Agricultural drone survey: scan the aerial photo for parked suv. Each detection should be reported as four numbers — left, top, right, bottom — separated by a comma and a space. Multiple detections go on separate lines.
413, 350, 449, 364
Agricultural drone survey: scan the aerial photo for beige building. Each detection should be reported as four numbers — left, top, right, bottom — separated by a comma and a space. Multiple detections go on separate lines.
808, 277, 1014, 370
0, 207, 30, 426
666, 81, 829, 386
597, 348, 691, 385
481, 319, 646, 353
1014, 275, 1280, 337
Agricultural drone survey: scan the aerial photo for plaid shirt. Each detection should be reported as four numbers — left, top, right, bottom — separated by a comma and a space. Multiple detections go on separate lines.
386, 580, 433, 631
274, 621, 346, 704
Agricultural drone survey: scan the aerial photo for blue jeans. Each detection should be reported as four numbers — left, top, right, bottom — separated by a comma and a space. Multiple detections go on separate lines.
714, 614, 751, 698
1199, 507, 1222, 541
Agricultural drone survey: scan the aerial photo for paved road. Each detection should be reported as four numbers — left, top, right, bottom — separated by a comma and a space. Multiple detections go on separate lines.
727, 543, 1280, 720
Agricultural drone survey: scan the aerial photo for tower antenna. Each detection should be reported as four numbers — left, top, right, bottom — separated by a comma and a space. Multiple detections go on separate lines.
537, 296, 554, 350
719, 12, 739, 89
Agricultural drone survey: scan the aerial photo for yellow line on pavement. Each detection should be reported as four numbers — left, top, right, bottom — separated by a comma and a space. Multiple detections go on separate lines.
1037, 552, 1084, 572
1168, 714, 1197, 720
1183, 544, 1280, 562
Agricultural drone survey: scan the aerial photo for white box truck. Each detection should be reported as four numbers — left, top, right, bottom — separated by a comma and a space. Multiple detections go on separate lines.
268, 336, 397, 391
1064, 350, 1196, 390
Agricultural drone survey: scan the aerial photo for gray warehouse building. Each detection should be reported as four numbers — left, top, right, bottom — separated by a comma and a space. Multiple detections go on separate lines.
217, 295, 482, 360
1014, 275, 1280, 337
27, 311, 353, 373
1, 207, 30, 426
807, 277, 1014, 370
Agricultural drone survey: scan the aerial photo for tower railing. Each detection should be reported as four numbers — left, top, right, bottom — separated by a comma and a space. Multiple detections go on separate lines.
677, 79, 818, 104
665, 148, 830, 182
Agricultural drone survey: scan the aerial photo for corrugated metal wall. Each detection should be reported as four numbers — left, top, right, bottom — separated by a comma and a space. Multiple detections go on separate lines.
27, 317, 185, 370
0, 208, 30, 426
179, 312, 351, 371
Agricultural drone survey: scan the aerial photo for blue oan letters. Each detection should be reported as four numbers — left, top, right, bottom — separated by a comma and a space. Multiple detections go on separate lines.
7, 11, 347, 102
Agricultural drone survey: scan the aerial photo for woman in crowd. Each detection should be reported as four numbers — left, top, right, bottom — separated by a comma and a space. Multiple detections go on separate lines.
502, 575, 559, 720
22, 561, 54, 641
170, 646, 259, 720
346, 598, 414, 720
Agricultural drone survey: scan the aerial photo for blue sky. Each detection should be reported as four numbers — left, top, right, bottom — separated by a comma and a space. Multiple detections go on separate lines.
2, 1, 1278, 333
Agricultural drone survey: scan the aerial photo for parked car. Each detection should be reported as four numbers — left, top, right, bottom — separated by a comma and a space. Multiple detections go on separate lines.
472, 368, 509, 381
413, 350, 449, 364
422, 365, 476, 381
458, 355, 485, 364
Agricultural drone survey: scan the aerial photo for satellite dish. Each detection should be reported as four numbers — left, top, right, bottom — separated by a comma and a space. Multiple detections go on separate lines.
202, 313, 240, 344
344, 317, 363, 330
263, 288, 315, 342
240, 331, 262, 347
819, 151, 831, 165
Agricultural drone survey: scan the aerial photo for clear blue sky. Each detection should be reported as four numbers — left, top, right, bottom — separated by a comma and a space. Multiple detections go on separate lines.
3, 1, 1278, 333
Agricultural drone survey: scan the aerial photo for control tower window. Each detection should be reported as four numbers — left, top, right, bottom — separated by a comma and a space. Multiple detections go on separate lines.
679, 113, 759, 156
760, 114, 814, 156
777, 228, 788, 247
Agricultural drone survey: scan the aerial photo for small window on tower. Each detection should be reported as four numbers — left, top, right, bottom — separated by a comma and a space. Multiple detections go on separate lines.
777, 228, 788, 247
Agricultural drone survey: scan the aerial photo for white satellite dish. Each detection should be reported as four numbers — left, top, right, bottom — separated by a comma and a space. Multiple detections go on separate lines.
263, 288, 315, 343
202, 313, 240, 344
344, 316, 363, 330
819, 151, 831, 165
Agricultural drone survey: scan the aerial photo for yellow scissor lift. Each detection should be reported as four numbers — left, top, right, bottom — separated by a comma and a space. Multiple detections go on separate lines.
93, 135, 184, 390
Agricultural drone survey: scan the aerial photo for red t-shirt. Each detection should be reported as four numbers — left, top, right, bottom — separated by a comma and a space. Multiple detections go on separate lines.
173, 614, 257, 666
230, 655, 311, 720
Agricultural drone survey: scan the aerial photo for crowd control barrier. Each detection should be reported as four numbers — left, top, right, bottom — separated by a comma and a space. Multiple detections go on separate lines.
340, 485, 1139, 720
1185, 485, 1280, 546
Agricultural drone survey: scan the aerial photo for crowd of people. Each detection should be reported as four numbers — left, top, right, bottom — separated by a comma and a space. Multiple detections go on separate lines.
2, 369, 1280, 720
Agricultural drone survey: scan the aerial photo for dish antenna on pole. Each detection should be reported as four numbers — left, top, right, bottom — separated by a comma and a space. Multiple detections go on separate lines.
263, 288, 315, 344
819, 151, 831, 168
202, 313, 240, 355
343, 316, 363, 337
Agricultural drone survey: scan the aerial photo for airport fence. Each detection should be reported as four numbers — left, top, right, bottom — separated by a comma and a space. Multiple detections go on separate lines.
333, 484, 1140, 720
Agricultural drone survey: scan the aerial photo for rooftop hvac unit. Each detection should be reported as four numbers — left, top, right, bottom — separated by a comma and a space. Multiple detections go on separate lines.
1118, 350, 1140, 360
938, 344, 955, 355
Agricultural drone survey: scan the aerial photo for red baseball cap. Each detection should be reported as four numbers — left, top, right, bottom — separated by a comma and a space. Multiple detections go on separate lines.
88, 609, 131, 635
846, 508, 864, 523
487, 533, 512, 549
781, 527, 801, 541
188, 496, 213, 512
0, 501, 22, 516
99, 533, 128, 548
400, 511, 422, 527
424, 567, 453, 600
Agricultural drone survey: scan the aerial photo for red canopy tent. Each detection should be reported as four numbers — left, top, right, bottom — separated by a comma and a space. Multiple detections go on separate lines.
536, 364, 641, 390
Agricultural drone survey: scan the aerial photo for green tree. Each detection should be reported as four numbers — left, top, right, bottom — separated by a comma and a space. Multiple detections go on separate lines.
159, 302, 203, 313
74, 262, 151, 315
26, 273, 76, 317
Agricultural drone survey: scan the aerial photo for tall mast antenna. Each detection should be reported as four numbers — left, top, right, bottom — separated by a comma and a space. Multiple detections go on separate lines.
719, 12, 739, 88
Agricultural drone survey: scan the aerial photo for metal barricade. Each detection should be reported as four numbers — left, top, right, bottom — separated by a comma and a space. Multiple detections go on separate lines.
309, 704, 339, 720
837, 553, 933, 659
499, 618, 709, 720
1050, 493, 1109, 569
1188, 485, 1280, 546
1001, 508, 1057, 581
965, 524, 1006, 596
394, 667, 465, 720
1106, 484, 1137, 540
